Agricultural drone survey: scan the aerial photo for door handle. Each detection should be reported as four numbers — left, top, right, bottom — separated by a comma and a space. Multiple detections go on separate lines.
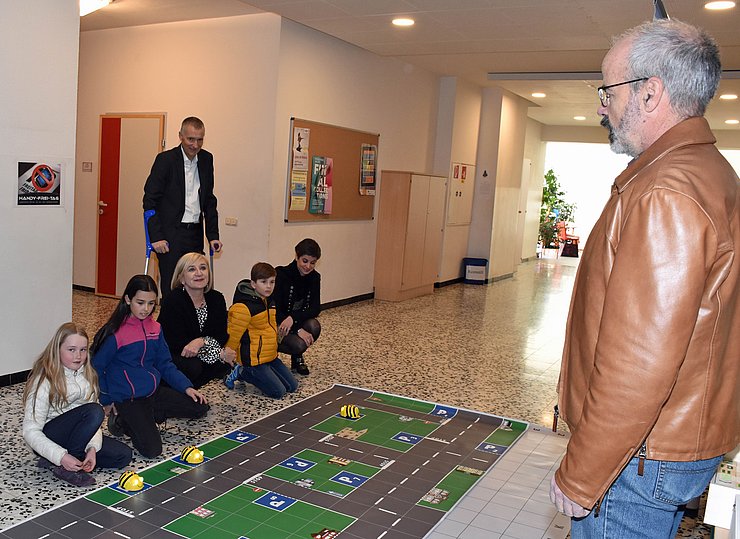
98, 200, 108, 215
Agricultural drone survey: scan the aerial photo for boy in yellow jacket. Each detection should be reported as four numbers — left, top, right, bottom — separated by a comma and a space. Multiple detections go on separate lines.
224, 263, 298, 398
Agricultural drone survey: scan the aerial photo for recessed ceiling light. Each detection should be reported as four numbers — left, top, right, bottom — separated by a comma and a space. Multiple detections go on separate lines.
719, 94, 738, 100
531, 92, 546, 98
704, 1, 735, 9
725, 119, 739, 125
573, 116, 586, 121
392, 18, 415, 27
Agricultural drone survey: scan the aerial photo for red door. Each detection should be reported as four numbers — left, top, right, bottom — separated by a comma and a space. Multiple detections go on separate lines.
96, 115, 164, 296
96, 117, 121, 296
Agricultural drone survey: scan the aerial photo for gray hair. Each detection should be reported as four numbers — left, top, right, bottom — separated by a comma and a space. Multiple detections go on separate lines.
618, 19, 721, 118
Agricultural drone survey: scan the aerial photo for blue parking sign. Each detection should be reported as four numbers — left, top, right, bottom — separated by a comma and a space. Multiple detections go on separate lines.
476, 442, 507, 454
392, 432, 422, 445
331, 471, 369, 488
279, 456, 316, 471
254, 492, 297, 511
431, 405, 458, 418
225, 430, 258, 443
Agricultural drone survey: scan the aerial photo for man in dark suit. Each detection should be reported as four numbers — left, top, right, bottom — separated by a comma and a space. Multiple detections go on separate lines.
143, 117, 222, 296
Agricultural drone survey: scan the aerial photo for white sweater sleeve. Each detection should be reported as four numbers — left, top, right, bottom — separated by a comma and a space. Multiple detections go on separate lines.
22, 380, 68, 466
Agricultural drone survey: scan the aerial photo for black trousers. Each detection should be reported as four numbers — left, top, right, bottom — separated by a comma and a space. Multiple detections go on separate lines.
115, 386, 208, 458
173, 356, 230, 389
278, 318, 321, 359
156, 224, 204, 297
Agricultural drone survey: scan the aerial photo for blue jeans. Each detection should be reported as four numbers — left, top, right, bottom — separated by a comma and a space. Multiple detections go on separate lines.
42, 403, 132, 469
572, 455, 722, 539
241, 358, 298, 399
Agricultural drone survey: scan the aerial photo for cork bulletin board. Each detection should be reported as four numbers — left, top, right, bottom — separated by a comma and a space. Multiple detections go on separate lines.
285, 118, 378, 222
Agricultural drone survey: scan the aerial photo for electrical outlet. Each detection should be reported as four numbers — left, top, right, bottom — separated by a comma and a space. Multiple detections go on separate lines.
225, 217, 238, 226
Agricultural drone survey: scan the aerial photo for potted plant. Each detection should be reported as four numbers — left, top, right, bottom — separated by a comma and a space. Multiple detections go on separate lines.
539, 169, 576, 256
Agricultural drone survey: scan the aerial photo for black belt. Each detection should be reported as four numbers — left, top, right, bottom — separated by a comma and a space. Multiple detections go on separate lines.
179, 222, 201, 230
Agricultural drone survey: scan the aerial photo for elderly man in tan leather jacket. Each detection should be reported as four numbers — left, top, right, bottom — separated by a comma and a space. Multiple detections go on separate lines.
550, 19, 740, 538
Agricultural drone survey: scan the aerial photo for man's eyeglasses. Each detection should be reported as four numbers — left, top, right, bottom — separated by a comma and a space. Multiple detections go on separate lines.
597, 78, 648, 107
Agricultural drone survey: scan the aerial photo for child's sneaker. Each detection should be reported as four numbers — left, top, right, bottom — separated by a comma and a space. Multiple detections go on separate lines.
107, 413, 126, 437
52, 465, 96, 487
224, 364, 242, 389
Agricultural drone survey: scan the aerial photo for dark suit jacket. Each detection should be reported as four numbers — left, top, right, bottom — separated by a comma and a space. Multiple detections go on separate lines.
143, 145, 219, 245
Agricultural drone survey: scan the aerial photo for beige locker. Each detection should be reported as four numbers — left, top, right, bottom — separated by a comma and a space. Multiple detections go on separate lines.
374, 171, 446, 301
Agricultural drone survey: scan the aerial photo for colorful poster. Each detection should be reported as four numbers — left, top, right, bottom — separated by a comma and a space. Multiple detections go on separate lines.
293, 127, 310, 171
18, 162, 61, 206
359, 144, 376, 195
290, 170, 307, 211
309, 156, 333, 214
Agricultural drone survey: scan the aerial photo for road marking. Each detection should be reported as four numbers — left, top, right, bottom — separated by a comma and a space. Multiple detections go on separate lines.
60, 521, 77, 530
162, 496, 175, 505
183, 486, 195, 494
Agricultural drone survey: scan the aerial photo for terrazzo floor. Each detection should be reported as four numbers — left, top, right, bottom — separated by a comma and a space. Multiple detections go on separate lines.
0, 257, 712, 537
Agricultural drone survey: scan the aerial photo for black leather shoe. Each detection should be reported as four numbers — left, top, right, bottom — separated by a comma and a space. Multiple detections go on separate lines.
292, 356, 310, 376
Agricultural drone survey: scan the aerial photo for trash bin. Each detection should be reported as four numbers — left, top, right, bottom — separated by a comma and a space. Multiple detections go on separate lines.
463, 257, 488, 284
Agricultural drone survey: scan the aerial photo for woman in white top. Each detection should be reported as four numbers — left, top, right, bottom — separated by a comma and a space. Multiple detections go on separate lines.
22, 322, 131, 486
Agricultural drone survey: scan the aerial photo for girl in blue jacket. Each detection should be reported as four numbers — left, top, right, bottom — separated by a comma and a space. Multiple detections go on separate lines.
91, 275, 208, 458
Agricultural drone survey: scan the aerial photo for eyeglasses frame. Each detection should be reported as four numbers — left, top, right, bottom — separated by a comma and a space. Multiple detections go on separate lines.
597, 77, 649, 107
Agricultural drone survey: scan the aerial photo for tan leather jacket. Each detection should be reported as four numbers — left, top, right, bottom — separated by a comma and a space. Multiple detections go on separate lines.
556, 117, 740, 509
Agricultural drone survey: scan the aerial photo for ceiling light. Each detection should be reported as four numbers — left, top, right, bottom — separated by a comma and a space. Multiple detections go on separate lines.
573, 116, 586, 121
725, 119, 739, 125
392, 18, 415, 27
531, 92, 546, 98
719, 94, 738, 100
704, 1, 735, 9
80, 0, 111, 16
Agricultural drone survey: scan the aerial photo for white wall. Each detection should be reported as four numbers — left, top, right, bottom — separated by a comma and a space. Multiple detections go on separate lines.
268, 19, 441, 302
75, 14, 283, 298
0, 0, 80, 376
76, 15, 442, 304
433, 77, 482, 283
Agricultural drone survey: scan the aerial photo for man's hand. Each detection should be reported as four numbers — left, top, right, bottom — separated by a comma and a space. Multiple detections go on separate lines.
152, 240, 169, 254
550, 476, 591, 518
210, 239, 223, 253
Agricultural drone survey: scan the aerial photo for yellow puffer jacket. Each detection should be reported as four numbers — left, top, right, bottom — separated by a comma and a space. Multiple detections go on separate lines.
226, 280, 278, 367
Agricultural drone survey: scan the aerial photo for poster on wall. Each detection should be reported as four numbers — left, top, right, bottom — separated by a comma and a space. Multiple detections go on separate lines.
359, 143, 376, 195
292, 127, 310, 171
290, 170, 307, 211
18, 162, 62, 206
309, 156, 333, 214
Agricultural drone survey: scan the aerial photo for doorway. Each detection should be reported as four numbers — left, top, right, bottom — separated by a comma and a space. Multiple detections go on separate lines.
96, 114, 165, 297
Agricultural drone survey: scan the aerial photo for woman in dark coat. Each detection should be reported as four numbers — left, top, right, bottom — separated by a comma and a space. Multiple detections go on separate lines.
158, 252, 236, 388
272, 239, 322, 376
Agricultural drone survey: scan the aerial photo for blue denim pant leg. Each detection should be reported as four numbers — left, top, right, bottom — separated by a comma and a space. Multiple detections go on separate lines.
42, 403, 104, 460
241, 358, 298, 399
571, 455, 722, 539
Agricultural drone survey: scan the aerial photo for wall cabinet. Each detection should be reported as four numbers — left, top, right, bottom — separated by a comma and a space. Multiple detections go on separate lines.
374, 171, 446, 301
